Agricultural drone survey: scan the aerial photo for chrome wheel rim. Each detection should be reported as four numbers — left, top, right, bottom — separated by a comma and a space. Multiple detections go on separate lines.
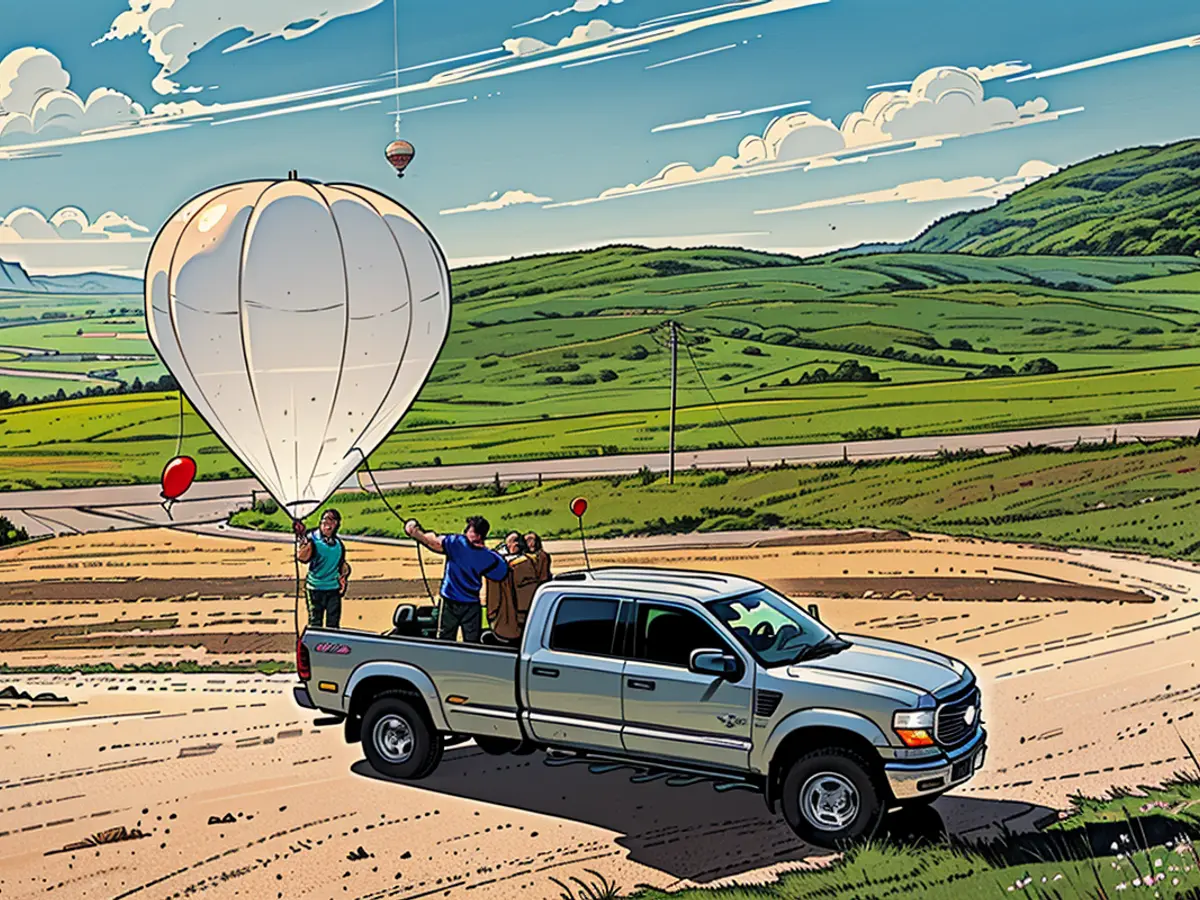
373, 714, 415, 764
800, 772, 860, 831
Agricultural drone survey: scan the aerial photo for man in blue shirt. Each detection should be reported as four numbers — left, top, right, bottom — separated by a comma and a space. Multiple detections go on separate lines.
294, 509, 351, 629
405, 515, 508, 643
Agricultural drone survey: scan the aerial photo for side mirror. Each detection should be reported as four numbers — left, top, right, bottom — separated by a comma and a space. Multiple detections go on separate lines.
808, 603, 821, 621
689, 648, 740, 679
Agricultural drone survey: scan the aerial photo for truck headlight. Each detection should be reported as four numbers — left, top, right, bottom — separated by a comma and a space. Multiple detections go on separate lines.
893, 709, 936, 748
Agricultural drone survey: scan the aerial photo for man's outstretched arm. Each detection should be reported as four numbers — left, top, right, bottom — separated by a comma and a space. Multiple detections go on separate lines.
404, 519, 444, 554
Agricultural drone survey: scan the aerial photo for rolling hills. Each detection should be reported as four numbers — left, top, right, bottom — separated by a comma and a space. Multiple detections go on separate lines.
2, 138, 1200, 489
906, 138, 1200, 255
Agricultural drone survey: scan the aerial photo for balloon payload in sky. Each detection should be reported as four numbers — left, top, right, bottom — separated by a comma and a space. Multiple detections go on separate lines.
143, 174, 452, 520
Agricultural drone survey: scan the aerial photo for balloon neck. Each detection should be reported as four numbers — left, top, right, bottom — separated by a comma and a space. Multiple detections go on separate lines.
161, 498, 175, 520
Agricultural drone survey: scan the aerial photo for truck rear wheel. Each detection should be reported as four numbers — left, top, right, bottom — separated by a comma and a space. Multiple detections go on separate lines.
361, 696, 440, 780
780, 747, 885, 849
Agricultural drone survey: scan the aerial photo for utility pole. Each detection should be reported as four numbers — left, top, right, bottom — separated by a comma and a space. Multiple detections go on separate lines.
669, 320, 678, 484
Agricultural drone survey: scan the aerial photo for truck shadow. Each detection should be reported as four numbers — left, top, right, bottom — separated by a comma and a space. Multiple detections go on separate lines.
351, 748, 1056, 884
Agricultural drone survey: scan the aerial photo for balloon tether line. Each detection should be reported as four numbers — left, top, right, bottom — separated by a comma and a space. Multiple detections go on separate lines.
160, 389, 187, 520
343, 447, 437, 606
392, 0, 401, 138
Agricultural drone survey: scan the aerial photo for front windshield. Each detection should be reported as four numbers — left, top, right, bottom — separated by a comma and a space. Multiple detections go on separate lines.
706, 587, 838, 667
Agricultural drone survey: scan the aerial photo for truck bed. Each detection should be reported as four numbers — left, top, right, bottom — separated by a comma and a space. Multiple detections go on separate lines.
303, 628, 525, 742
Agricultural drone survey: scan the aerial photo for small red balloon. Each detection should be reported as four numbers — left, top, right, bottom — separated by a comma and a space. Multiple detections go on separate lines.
161, 455, 197, 501
570, 497, 588, 518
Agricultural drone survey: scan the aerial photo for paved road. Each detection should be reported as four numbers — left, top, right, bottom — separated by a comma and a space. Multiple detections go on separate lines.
3, 417, 1197, 537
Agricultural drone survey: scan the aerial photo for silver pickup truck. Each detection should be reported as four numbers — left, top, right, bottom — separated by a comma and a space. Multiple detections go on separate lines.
293, 566, 986, 848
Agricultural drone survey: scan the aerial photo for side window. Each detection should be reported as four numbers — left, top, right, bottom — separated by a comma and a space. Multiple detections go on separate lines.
632, 604, 733, 668
548, 596, 619, 657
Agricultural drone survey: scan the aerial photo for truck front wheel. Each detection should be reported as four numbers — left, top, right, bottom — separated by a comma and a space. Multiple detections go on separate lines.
361, 696, 440, 780
780, 748, 885, 849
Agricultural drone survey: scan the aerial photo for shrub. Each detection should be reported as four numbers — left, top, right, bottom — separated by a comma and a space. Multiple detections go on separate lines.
700, 471, 728, 486
1019, 357, 1059, 375
621, 345, 650, 361
0, 515, 28, 547
598, 369, 618, 382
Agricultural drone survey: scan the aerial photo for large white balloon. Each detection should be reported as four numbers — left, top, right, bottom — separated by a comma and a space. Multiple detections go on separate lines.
144, 176, 451, 519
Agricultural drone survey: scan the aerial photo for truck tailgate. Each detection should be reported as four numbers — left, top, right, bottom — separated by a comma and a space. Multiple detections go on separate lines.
305, 630, 523, 741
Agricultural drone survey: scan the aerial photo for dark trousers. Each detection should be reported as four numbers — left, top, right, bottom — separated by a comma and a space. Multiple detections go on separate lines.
307, 588, 342, 629
437, 598, 482, 643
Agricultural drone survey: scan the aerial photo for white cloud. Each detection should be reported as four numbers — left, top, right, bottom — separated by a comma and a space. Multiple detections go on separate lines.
0, 206, 150, 241
547, 65, 1078, 207
0, 206, 152, 276
515, 0, 623, 28
646, 42, 738, 69
755, 159, 1059, 214
652, 99, 809, 131
501, 19, 623, 58
967, 60, 1031, 81
440, 189, 553, 215
1, 0, 826, 159
1009, 32, 1200, 82
94, 0, 387, 95
0, 48, 146, 145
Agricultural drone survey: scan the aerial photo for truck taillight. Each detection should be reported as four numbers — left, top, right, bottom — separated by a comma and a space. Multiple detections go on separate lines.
296, 637, 311, 681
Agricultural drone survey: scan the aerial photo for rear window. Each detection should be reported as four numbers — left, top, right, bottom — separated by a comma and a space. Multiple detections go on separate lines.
548, 596, 619, 657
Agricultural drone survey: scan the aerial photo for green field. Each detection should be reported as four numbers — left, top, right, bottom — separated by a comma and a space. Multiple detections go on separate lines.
3, 140, 1200, 490
231, 437, 1200, 564
1, 245, 1200, 489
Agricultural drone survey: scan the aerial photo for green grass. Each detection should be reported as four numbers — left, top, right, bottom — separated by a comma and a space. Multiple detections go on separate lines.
624, 840, 1200, 899
619, 772, 1200, 899
3, 207, 1200, 487
231, 436, 1200, 563
907, 138, 1200, 256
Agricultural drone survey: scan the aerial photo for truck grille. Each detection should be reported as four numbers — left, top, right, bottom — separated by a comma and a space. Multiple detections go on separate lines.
754, 690, 782, 718
935, 687, 979, 747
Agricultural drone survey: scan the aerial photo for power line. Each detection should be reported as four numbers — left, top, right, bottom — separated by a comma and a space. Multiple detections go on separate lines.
677, 325, 749, 448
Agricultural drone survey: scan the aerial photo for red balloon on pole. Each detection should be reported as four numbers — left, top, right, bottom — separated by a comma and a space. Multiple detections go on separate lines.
161, 456, 197, 500
570, 497, 588, 518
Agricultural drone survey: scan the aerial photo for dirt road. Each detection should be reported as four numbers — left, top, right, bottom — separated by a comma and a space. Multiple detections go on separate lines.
1, 529, 1198, 898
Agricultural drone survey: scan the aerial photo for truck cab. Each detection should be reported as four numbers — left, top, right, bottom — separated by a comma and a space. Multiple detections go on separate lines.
295, 566, 986, 848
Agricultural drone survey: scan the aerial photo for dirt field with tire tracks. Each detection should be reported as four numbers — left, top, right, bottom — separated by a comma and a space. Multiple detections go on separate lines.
1, 527, 1197, 898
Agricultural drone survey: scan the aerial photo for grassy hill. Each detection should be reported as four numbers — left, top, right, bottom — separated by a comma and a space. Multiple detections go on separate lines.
907, 138, 1200, 255
4, 139, 1200, 490
3, 247, 1200, 489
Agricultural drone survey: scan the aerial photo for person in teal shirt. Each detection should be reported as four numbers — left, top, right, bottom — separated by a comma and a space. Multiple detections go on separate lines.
294, 509, 351, 629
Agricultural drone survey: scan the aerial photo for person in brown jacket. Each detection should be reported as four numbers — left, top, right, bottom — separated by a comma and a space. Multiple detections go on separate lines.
485, 532, 541, 645
524, 531, 552, 584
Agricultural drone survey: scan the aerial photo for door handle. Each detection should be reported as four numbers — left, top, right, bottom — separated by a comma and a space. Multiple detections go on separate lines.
627, 678, 656, 691
532, 666, 559, 678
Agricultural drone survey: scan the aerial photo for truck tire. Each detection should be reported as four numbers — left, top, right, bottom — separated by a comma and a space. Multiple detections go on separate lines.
361, 696, 440, 780
780, 747, 885, 849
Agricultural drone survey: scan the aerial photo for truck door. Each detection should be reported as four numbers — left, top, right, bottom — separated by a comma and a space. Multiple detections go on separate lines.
621, 601, 753, 771
523, 594, 625, 752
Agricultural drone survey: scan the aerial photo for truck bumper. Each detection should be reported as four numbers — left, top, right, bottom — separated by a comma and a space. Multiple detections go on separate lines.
293, 683, 316, 710
884, 728, 986, 801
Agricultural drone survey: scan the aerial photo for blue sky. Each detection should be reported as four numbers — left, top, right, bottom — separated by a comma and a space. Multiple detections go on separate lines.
0, 0, 1198, 274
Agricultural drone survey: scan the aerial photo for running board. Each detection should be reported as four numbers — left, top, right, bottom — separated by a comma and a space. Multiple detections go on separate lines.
541, 749, 763, 794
